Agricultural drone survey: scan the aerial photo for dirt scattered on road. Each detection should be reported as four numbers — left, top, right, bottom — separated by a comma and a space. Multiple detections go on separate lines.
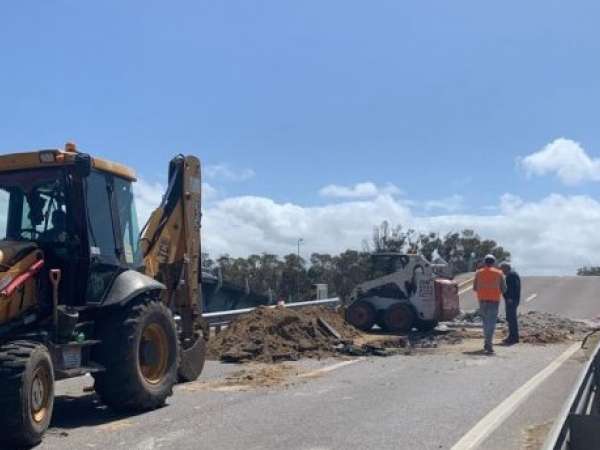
180, 364, 301, 392
521, 420, 553, 450
224, 364, 300, 388
450, 309, 594, 344
513, 311, 592, 344
208, 305, 593, 364
208, 306, 360, 363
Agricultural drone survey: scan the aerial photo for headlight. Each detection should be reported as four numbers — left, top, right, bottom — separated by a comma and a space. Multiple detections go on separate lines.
39, 151, 56, 163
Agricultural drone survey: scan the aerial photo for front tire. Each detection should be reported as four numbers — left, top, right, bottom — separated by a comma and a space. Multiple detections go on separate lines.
415, 319, 438, 332
346, 300, 377, 331
0, 341, 54, 447
93, 296, 179, 412
382, 303, 415, 333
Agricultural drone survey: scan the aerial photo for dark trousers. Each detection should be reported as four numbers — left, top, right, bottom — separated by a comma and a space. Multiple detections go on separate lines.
505, 299, 519, 342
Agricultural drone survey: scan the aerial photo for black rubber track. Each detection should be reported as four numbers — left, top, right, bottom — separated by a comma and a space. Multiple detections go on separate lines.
0, 340, 54, 448
92, 296, 179, 412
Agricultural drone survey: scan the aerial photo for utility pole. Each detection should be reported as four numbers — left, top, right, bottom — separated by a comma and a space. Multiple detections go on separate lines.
296, 238, 304, 301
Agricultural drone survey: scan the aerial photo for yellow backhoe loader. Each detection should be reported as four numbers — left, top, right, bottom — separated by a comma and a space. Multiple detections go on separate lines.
0, 143, 207, 446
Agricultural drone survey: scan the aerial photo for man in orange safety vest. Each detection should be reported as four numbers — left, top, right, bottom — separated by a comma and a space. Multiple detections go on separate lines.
473, 254, 507, 354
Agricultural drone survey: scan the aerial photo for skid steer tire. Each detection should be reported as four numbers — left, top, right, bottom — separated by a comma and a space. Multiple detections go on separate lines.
92, 296, 179, 412
382, 303, 415, 333
415, 319, 438, 332
0, 341, 54, 448
178, 333, 207, 383
376, 314, 393, 332
346, 300, 377, 331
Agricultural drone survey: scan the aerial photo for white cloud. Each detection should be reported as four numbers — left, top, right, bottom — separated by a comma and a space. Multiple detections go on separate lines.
205, 164, 255, 182
134, 179, 165, 226
134, 178, 217, 226
520, 138, 600, 185
319, 182, 401, 199
133, 177, 600, 276
424, 194, 464, 212
200, 192, 600, 276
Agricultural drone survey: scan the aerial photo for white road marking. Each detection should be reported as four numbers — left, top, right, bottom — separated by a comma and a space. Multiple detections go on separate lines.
525, 293, 538, 303
458, 278, 475, 288
450, 342, 581, 450
298, 359, 363, 378
459, 285, 473, 296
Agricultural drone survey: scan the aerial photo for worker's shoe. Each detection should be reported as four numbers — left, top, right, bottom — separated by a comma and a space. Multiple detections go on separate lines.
501, 338, 518, 346
484, 344, 495, 355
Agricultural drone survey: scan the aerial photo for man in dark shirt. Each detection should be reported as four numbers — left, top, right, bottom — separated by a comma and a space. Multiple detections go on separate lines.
500, 262, 521, 345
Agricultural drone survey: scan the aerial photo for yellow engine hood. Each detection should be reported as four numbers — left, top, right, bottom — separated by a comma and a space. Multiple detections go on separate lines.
0, 241, 38, 270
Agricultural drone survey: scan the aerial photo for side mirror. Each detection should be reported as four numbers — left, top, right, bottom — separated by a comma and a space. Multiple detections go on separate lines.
74, 153, 92, 178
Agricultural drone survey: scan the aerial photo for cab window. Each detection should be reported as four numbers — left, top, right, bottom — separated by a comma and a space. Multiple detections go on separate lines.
114, 177, 142, 268
85, 172, 118, 262
85, 171, 119, 302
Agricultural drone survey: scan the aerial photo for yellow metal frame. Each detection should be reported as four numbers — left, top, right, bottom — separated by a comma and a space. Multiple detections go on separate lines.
0, 248, 43, 324
0, 146, 136, 181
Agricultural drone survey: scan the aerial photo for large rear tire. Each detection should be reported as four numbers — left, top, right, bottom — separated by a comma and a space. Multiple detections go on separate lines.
0, 341, 54, 448
346, 300, 377, 331
382, 303, 415, 333
92, 296, 179, 412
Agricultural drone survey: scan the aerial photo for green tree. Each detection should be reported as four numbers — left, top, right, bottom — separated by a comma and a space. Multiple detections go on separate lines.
577, 266, 600, 276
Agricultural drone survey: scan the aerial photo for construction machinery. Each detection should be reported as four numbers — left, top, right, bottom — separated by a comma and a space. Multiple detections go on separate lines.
0, 143, 207, 446
345, 252, 459, 332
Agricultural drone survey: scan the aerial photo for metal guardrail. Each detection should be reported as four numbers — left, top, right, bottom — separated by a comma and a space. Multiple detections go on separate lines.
543, 334, 600, 450
202, 297, 341, 329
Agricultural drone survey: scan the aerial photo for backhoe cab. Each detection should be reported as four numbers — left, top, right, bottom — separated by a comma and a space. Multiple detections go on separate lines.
0, 143, 206, 447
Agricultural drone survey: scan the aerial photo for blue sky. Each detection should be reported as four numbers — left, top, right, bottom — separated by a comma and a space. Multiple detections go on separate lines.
2, 1, 600, 272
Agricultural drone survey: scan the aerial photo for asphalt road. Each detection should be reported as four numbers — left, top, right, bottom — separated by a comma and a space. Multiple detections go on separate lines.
26, 276, 600, 450
459, 275, 600, 321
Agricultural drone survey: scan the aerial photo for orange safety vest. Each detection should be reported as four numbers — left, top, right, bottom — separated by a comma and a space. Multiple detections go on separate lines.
475, 267, 503, 301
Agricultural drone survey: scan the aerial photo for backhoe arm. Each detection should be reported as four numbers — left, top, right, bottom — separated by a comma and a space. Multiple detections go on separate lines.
139, 155, 202, 339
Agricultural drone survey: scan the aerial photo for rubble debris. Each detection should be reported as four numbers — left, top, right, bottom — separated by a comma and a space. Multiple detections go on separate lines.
407, 329, 464, 348
318, 317, 342, 340
339, 337, 408, 357
516, 311, 593, 344
208, 306, 360, 363
448, 310, 505, 328
209, 305, 469, 363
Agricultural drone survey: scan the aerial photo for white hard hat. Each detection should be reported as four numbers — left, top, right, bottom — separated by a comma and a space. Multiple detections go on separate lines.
484, 254, 496, 262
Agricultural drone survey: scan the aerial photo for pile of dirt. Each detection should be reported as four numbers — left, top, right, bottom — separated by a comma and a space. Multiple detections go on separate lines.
208, 306, 360, 363
516, 310, 592, 344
